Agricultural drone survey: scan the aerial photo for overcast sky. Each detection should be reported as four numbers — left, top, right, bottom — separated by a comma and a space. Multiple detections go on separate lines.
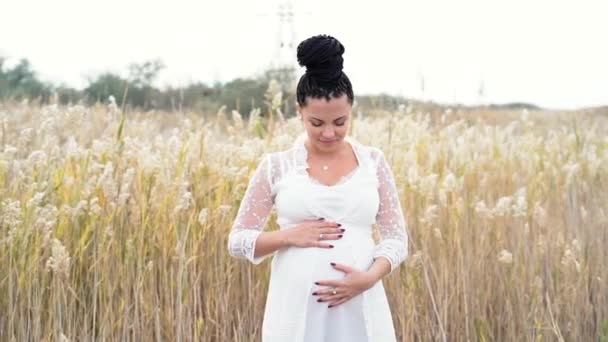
1, 0, 607, 109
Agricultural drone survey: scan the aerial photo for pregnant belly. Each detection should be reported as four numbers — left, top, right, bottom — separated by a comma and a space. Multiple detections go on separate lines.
271, 233, 375, 285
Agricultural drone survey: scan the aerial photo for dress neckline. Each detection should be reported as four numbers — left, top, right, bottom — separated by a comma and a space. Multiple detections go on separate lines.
296, 137, 362, 188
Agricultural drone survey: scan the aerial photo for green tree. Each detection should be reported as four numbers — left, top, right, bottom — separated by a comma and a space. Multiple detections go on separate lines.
128, 59, 165, 109
218, 78, 267, 118
0, 57, 51, 101
84, 73, 128, 105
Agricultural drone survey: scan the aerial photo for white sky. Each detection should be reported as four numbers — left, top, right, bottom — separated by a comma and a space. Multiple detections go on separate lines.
1, 0, 607, 109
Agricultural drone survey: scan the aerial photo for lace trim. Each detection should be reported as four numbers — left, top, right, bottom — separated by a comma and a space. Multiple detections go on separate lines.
306, 167, 359, 186
228, 228, 267, 264
373, 238, 408, 273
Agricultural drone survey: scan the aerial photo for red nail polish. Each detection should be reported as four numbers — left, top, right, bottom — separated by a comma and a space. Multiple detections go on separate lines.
340, 228, 346, 232
314, 282, 319, 285
337, 223, 342, 227
338, 234, 343, 238
317, 298, 323, 302
328, 305, 333, 308
330, 262, 336, 266
312, 292, 318, 295
329, 245, 334, 248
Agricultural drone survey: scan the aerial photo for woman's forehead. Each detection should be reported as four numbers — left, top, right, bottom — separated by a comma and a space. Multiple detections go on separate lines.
302, 96, 351, 117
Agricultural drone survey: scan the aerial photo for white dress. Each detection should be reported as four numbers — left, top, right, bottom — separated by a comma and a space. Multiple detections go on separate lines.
228, 135, 409, 342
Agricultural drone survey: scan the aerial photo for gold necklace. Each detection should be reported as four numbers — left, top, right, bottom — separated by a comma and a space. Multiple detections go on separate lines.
306, 141, 344, 171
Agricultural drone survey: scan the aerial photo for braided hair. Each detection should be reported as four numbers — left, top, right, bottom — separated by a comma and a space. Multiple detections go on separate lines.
296, 34, 354, 107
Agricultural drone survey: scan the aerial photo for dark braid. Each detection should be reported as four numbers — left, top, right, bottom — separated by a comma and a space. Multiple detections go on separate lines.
296, 34, 354, 106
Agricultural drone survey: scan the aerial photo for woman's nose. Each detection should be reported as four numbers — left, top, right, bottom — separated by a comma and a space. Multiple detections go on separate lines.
322, 128, 335, 138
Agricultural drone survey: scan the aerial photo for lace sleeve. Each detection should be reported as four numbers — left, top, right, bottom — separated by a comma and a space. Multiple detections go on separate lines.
227, 154, 275, 264
372, 149, 409, 274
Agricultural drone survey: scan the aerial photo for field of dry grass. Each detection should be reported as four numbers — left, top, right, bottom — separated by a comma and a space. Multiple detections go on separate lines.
1, 100, 607, 341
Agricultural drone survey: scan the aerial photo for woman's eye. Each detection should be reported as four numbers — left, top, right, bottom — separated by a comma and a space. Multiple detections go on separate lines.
311, 119, 345, 127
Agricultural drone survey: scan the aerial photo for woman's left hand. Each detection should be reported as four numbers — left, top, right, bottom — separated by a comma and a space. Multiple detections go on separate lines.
313, 262, 378, 308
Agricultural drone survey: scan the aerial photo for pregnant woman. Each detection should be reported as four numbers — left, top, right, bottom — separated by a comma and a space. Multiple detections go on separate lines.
228, 34, 409, 342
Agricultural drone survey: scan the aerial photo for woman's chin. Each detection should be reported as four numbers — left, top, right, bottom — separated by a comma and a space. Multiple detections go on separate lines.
308, 138, 344, 152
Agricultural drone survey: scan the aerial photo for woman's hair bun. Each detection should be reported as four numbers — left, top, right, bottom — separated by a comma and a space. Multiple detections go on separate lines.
296, 34, 345, 84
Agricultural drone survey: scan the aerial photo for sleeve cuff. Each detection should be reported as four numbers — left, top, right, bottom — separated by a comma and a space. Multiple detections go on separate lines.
228, 229, 269, 265
373, 239, 408, 274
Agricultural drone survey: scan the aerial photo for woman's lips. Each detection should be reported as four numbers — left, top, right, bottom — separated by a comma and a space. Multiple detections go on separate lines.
320, 139, 337, 144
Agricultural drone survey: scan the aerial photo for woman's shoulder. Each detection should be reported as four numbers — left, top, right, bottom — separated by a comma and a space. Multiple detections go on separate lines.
256, 145, 300, 183
349, 138, 384, 162
263, 145, 297, 164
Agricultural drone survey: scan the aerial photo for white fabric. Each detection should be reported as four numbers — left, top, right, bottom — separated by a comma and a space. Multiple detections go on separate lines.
228, 135, 409, 342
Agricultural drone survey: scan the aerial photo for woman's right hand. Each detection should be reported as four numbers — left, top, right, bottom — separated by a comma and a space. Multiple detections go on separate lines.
283, 218, 345, 248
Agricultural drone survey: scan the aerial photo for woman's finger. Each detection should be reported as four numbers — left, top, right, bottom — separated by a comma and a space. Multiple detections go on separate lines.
328, 297, 350, 308
314, 221, 340, 228
320, 227, 345, 235
312, 288, 341, 297
318, 233, 343, 241
314, 232, 341, 246
316, 292, 346, 303
314, 280, 341, 287
316, 242, 335, 249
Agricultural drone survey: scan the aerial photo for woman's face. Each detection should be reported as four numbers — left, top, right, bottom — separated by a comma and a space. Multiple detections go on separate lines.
297, 94, 352, 153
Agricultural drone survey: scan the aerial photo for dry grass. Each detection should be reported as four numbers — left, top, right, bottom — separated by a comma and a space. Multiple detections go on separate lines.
0, 100, 607, 341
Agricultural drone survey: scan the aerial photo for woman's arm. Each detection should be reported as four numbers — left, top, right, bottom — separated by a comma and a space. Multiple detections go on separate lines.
363, 257, 392, 286
228, 154, 283, 264
366, 148, 409, 280
250, 230, 291, 259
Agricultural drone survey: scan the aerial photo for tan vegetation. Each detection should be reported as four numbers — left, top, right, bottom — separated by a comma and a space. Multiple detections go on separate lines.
0, 99, 607, 341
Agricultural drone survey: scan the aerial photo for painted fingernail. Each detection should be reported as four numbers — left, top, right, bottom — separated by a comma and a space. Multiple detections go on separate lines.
314, 282, 320, 285
330, 262, 336, 266
329, 245, 334, 248
318, 217, 325, 220
340, 228, 346, 232
328, 305, 333, 308
337, 223, 342, 227
312, 292, 318, 295
338, 234, 343, 238
317, 298, 323, 302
